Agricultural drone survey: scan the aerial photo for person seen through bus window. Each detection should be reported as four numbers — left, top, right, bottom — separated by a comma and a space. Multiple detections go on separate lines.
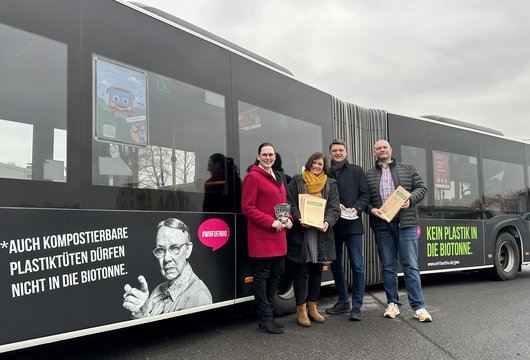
203, 153, 226, 212
365, 140, 432, 322
286, 152, 340, 327
272, 151, 292, 189
122, 218, 212, 318
241, 143, 293, 334
325, 139, 370, 321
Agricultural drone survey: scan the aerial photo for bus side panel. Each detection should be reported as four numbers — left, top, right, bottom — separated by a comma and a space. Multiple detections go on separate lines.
0, 208, 235, 349
235, 214, 252, 299
418, 219, 485, 271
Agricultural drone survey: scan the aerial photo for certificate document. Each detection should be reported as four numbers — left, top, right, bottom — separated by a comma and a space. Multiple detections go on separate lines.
379, 186, 411, 223
299, 194, 327, 229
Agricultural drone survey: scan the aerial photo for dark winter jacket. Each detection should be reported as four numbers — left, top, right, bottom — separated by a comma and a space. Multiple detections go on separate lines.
242, 165, 288, 258
329, 161, 369, 235
286, 174, 340, 264
365, 159, 427, 230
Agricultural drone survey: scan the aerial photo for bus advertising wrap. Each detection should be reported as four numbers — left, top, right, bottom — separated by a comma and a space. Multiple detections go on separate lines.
0, 208, 235, 350
418, 219, 485, 270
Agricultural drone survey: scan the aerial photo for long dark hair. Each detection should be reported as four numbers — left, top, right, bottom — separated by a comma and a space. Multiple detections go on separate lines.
247, 142, 275, 172
257, 142, 275, 155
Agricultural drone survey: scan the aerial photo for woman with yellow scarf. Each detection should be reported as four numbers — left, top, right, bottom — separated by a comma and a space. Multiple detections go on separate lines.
286, 152, 340, 327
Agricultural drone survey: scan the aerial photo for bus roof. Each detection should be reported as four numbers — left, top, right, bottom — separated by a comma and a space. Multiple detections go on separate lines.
421, 115, 504, 137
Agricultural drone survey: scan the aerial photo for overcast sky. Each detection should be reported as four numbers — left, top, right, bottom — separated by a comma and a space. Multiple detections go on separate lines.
142, 0, 530, 141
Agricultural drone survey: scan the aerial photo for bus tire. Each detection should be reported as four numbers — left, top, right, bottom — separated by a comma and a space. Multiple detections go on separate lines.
273, 284, 296, 316
492, 233, 519, 281
273, 260, 296, 316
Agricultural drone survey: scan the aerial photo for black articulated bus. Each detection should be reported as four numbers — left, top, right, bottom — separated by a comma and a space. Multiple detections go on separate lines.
333, 104, 530, 286
0, 0, 529, 353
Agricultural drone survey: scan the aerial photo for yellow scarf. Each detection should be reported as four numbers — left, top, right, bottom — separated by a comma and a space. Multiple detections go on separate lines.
302, 170, 327, 197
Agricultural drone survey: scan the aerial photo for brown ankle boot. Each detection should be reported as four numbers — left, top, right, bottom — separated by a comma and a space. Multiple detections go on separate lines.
307, 301, 325, 323
296, 304, 311, 327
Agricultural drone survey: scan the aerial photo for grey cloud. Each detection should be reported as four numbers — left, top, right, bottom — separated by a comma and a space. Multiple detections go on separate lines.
145, 0, 530, 140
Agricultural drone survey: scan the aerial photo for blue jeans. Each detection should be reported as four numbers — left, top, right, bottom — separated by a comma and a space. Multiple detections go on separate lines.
374, 223, 425, 310
330, 233, 365, 308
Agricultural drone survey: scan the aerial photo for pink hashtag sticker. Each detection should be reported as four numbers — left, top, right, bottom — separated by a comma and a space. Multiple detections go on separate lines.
197, 218, 230, 251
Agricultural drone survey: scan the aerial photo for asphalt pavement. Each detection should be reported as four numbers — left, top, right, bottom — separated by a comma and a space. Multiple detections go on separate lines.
3, 267, 530, 359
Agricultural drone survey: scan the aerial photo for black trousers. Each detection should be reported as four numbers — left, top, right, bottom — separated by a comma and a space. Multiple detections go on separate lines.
292, 262, 323, 306
251, 256, 284, 322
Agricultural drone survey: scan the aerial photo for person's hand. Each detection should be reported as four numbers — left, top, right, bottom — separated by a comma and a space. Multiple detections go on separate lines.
371, 208, 384, 219
284, 218, 293, 230
339, 203, 346, 210
123, 275, 149, 318
401, 199, 410, 209
272, 220, 284, 232
321, 221, 329, 232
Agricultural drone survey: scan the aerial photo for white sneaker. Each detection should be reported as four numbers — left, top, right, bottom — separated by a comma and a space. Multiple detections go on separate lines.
383, 302, 400, 319
414, 308, 432, 322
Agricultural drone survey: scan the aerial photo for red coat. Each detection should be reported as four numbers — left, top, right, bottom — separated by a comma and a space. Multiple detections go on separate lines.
241, 165, 288, 258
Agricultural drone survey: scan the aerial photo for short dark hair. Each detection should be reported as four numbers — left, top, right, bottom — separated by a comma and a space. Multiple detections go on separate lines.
304, 152, 329, 174
329, 138, 346, 151
157, 218, 191, 243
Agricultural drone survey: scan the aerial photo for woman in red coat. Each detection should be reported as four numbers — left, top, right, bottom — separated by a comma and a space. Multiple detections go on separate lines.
242, 142, 293, 334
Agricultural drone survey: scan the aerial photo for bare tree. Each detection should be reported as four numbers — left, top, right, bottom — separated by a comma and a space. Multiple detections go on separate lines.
136, 145, 172, 188
109, 144, 195, 189
174, 149, 195, 185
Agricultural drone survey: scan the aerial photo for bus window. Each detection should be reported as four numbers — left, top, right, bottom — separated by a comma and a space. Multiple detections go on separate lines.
238, 101, 322, 180
401, 145, 428, 205
482, 158, 526, 215
92, 56, 227, 193
432, 150, 480, 211
525, 145, 530, 219
0, 24, 67, 182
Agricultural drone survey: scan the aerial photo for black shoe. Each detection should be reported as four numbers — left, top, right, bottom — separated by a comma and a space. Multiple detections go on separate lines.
258, 320, 284, 334
325, 302, 350, 315
273, 320, 284, 329
349, 307, 362, 321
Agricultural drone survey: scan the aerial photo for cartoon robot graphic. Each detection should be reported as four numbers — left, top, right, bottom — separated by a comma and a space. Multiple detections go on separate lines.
105, 85, 148, 145
108, 86, 135, 118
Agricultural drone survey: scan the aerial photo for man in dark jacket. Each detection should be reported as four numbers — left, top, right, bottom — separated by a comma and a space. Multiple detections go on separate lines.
366, 140, 432, 322
325, 139, 369, 321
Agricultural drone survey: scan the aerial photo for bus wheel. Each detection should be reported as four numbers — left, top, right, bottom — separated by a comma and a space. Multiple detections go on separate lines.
273, 263, 296, 316
273, 283, 296, 316
492, 233, 519, 281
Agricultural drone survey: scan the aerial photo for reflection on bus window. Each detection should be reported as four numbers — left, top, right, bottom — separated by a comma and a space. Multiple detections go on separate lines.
432, 150, 480, 211
0, 24, 67, 182
0, 120, 32, 180
238, 101, 322, 180
92, 56, 226, 193
482, 158, 526, 215
401, 145, 428, 205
